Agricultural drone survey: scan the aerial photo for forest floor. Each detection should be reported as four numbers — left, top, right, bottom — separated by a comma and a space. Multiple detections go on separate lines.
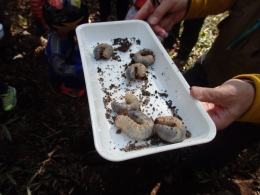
1, 0, 260, 195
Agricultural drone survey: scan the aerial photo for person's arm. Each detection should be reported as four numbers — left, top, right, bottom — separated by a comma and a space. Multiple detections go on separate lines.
190, 74, 260, 130
133, 0, 189, 37
134, 0, 237, 37
185, 0, 236, 20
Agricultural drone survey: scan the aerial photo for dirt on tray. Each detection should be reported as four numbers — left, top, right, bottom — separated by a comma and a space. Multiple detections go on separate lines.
1, 0, 260, 195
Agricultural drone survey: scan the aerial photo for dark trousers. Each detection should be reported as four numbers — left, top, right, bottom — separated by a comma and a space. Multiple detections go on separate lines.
183, 56, 260, 172
0, 78, 8, 95
32, 19, 46, 37
0, 9, 13, 47
164, 17, 206, 58
98, 0, 129, 21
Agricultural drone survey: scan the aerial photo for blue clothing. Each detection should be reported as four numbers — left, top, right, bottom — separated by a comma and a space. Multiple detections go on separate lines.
44, 32, 85, 88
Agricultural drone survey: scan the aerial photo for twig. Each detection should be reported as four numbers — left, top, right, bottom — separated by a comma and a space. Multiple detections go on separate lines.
41, 122, 57, 133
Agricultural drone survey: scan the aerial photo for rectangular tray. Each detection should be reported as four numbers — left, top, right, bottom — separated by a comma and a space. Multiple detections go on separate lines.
76, 20, 216, 161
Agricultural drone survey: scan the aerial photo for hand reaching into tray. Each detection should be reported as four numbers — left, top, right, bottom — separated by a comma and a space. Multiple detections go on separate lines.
190, 79, 255, 130
133, 0, 189, 38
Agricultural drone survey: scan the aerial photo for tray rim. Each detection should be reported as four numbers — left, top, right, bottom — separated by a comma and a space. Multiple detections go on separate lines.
76, 20, 216, 161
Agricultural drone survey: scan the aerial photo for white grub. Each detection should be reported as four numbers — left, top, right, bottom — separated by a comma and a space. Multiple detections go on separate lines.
93, 43, 113, 60
111, 93, 140, 114
133, 48, 155, 67
154, 116, 186, 143
115, 111, 154, 140
125, 63, 147, 81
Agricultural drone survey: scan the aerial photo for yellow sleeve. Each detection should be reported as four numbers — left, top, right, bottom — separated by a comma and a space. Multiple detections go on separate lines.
185, 0, 237, 20
233, 74, 260, 124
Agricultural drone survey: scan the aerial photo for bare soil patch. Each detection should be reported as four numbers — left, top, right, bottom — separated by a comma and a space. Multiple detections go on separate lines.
0, 1, 260, 195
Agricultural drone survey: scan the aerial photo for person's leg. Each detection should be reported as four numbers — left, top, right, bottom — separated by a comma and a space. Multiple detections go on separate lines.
186, 122, 260, 172
163, 22, 181, 49
33, 19, 47, 46
48, 67, 85, 90
183, 55, 260, 172
60, 76, 85, 97
0, 10, 22, 60
33, 19, 45, 37
167, 58, 260, 184
63, 76, 85, 89
177, 17, 206, 58
98, 0, 111, 22
173, 18, 206, 70
116, 0, 129, 20
0, 9, 13, 47
0, 9, 13, 46
182, 54, 209, 87
0, 78, 8, 95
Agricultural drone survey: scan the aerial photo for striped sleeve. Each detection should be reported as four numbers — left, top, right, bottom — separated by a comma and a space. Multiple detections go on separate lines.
29, 0, 46, 24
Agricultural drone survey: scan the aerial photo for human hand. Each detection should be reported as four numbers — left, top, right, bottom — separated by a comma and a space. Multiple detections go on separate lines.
133, 0, 189, 37
190, 79, 255, 130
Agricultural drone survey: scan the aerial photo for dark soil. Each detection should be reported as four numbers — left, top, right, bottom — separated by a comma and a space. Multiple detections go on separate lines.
1, 1, 260, 195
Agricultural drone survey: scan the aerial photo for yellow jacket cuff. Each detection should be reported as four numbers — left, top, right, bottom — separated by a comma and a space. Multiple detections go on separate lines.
233, 74, 260, 124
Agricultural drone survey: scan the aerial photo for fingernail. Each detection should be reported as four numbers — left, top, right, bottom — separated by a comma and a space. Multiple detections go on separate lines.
149, 16, 158, 25
194, 88, 203, 99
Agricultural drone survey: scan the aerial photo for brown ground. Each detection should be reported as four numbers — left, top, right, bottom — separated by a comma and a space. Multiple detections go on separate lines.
1, 0, 260, 195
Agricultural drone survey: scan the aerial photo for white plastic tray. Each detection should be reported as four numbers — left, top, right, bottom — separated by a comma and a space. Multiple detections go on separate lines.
76, 20, 216, 162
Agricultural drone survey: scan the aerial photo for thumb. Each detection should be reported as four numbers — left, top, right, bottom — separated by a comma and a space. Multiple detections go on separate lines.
190, 86, 220, 104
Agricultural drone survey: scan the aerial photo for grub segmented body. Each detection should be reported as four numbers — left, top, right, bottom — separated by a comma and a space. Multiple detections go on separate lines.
93, 43, 113, 60
115, 110, 154, 140
111, 93, 140, 114
126, 63, 147, 81
133, 48, 155, 67
154, 116, 186, 143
